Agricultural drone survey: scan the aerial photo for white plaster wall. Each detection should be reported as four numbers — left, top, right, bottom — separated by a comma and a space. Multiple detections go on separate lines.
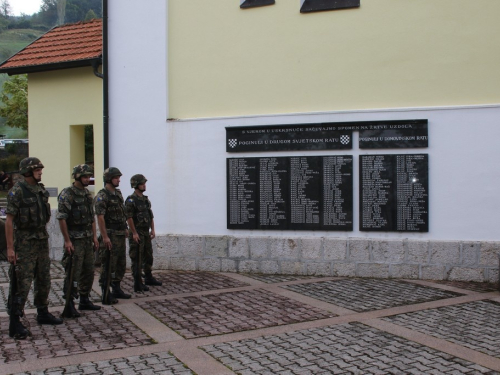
108, 1, 500, 242
107, 0, 169, 230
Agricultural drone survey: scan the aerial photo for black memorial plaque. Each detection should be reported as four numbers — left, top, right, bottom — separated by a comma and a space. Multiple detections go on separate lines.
359, 154, 428, 232
359, 120, 428, 149
227, 120, 428, 152
226, 124, 353, 152
227, 156, 353, 230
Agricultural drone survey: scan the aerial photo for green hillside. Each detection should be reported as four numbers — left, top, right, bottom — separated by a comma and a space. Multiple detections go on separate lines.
0, 28, 44, 64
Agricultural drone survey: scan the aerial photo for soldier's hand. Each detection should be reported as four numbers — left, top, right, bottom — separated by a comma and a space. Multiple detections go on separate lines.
132, 232, 140, 244
64, 240, 75, 254
93, 236, 99, 251
7, 247, 17, 265
150, 230, 155, 240
103, 236, 112, 251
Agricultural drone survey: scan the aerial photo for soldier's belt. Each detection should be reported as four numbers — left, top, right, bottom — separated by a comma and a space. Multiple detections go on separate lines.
106, 223, 127, 230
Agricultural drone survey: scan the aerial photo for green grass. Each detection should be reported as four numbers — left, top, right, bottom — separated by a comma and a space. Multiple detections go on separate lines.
0, 28, 43, 62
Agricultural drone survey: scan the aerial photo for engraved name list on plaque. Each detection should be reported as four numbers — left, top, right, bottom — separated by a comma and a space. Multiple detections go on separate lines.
359, 154, 428, 232
227, 156, 353, 230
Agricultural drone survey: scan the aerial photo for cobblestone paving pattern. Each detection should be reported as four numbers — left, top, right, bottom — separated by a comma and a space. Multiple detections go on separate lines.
138, 289, 335, 338
0, 281, 101, 312
11, 352, 194, 375
283, 278, 463, 312
0, 307, 153, 364
202, 322, 498, 375
432, 280, 498, 293
120, 270, 249, 298
384, 300, 500, 358
0, 261, 65, 284
244, 274, 328, 284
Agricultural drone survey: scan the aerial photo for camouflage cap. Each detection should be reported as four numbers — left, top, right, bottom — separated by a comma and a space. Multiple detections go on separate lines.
130, 174, 147, 189
103, 167, 122, 183
72, 164, 93, 179
19, 157, 44, 175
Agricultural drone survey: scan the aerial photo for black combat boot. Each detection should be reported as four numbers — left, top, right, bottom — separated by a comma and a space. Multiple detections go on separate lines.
79, 294, 101, 310
111, 282, 131, 299
144, 272, 162, 286
101, 287, 118, 305
9, 314, 30, 339
37, 307, 63, 325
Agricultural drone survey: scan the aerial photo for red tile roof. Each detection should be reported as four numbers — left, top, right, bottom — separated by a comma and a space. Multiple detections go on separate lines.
0, 18, 102, 74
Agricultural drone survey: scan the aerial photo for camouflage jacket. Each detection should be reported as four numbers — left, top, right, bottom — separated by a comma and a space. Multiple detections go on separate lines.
94, 187, 127, 234
124, 192, 154, 233
56, 183, 95, 239
6, 181, 50, 239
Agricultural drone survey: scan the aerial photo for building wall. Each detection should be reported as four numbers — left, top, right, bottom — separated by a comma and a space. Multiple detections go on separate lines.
28, 67, 104, 202
169, 0, 500, 119
105, 0, 500, 281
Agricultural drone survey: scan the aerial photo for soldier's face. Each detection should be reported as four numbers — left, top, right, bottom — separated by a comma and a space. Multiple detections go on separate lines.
111, 176, 120, 187
138, 183, 146, 192
80, 175, 91, 187
32, 168, 43, 182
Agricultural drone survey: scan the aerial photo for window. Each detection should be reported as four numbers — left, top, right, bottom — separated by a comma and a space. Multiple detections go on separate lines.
300, 0, 360, 13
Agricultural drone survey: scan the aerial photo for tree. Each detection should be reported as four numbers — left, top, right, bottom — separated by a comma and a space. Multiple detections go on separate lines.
56, 0, 66, 25
84, 9, 97, 21
39, 0, 58, 27
0, 75, 28, 130
0, 0, 11, 18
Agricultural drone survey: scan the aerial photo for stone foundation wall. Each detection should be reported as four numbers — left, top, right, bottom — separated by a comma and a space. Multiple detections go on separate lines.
152, 235, 499, 283
46, 214, 500, 283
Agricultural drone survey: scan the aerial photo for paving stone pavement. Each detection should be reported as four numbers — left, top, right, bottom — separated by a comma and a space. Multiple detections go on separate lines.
12, 352, 194, 375
283, 278, 463, 312
433, 280, 498, 293
0, 307, 153, 364
244, 274, 327, 284
119, 270, 249, 298
202, 322, 498, 375
383, 300, 500, 358
0, 271, 499, 375
137, 288, 335, 338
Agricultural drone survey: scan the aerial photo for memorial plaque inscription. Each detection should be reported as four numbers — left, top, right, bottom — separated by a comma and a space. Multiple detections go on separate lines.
359, 120, 428, 149
226, 124, 353, 152
227, 156, 353, 230
359, 154, 428, 232
227, 158, 258, 229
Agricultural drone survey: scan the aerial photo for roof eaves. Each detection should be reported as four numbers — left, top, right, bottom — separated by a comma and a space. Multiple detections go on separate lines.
0, 57, 102, 76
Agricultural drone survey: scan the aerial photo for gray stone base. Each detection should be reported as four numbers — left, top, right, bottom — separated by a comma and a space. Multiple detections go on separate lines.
45, 213, 499, 282
144, 235, 499, 282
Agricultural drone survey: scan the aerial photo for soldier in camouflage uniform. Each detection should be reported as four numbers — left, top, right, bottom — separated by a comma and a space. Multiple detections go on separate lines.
94, 167, 130, 303
5, 157, 62, 339
125, 174, 161, 292
57, 164, 101, 317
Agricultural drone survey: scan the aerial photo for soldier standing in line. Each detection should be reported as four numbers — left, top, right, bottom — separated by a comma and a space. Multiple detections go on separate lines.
94, 167, 130, 303
57, 164, 101, 316
5, 157, 62, 339
125, 174, 162, 292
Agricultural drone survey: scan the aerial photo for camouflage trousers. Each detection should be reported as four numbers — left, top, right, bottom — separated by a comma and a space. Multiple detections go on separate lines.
61, 237, 95, 296
128, 230, 153, 275
8, 237, 51, 314
98, 232, 126, 285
